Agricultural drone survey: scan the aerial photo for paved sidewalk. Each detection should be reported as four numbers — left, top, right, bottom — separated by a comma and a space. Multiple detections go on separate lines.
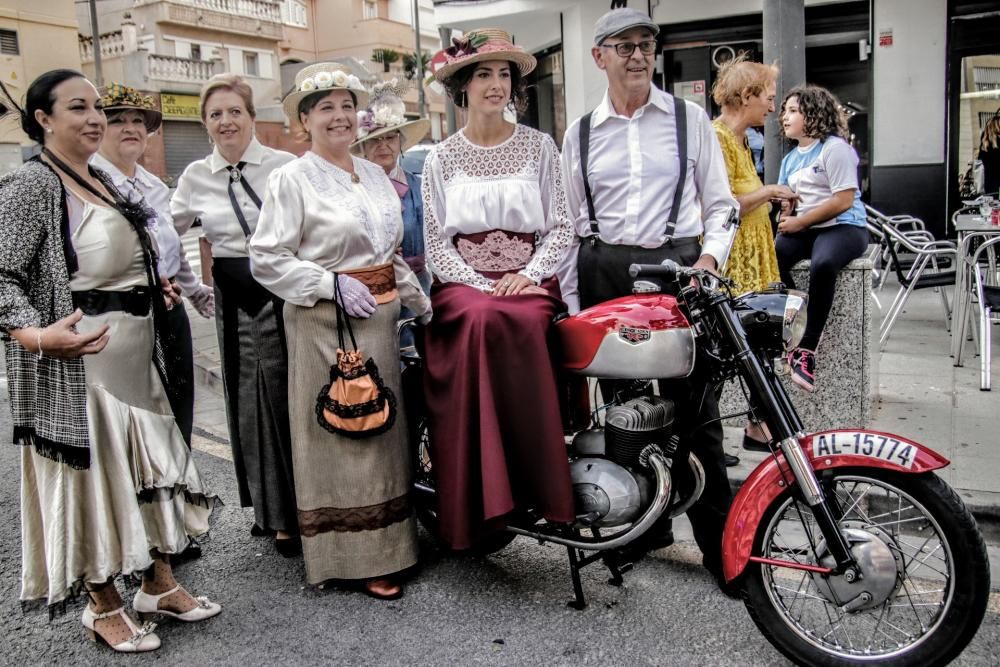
181, 229, 1000, 514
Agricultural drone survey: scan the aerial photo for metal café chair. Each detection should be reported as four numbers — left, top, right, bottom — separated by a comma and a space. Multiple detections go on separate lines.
869, 216, 958, 348
964, 235, 1000, 390
864, 205, 942, 293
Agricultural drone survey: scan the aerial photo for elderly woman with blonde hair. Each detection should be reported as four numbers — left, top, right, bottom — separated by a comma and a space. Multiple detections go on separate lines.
171, 74, 300, 554
710, 56, 797, 455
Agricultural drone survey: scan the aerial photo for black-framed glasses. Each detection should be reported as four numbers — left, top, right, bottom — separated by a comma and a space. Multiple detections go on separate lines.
601, 40, 657, 58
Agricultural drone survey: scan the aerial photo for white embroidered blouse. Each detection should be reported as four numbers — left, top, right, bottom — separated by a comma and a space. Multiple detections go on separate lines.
421, 123, 574, 292
249, 151, 430, 314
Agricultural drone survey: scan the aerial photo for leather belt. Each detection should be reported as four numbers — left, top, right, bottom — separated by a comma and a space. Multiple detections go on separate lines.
73, 286, 152, 317
342, 262, 397, 305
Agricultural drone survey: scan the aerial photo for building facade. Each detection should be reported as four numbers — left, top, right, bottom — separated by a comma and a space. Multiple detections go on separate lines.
280, 0, 447, 140
433, 0, 1000, 239
77, 0, 445, 180
0, 0, 82, 174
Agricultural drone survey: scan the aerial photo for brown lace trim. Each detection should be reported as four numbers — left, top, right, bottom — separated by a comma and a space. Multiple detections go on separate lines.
298, 494, 412, 536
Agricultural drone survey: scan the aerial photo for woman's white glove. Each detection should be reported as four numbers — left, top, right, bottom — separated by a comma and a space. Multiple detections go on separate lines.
186, 283, 216, 319
336, 273, 377, 318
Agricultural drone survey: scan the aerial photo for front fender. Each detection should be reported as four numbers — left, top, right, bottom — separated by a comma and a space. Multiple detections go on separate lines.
721, 429, 950, 583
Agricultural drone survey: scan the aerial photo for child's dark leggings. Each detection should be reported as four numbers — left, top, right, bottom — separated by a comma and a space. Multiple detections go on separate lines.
775, 224, 870, 351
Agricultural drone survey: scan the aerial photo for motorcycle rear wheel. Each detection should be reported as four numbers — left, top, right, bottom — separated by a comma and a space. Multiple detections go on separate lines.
743, 470, 989, 666
412, 418, 517, 556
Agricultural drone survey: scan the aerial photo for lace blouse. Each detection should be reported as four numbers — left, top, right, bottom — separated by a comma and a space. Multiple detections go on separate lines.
249, 152, 429, 314
421, 124, 574, 292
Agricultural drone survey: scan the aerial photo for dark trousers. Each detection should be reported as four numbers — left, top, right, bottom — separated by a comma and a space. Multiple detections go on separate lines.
163, 296, 195, 446
577, 238, 731, 576
775, 224, 870, 351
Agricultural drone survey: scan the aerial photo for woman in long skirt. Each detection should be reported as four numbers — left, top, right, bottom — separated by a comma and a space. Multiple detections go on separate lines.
422, 30, 576, 550
250, 63, 432, 599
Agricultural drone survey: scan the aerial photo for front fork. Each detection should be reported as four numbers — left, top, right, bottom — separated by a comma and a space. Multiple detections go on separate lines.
703, 291, 858, 575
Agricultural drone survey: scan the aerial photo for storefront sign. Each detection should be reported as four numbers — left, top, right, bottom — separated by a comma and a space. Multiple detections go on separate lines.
878, 29, 893, 48
161, 93, 201, 120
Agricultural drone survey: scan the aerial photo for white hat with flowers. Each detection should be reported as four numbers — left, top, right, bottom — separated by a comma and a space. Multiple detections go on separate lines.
351, 78, 431, 155
282, 62, 369, 124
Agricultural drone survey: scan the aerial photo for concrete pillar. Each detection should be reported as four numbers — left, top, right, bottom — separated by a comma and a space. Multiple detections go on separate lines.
121, 13, 138, 53
763, 0, 805, 186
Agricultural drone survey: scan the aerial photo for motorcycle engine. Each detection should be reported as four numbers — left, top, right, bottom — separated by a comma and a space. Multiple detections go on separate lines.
569, 396, 675, 528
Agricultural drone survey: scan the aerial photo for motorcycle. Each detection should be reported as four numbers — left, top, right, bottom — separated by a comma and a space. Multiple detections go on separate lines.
399, 260, 990, 666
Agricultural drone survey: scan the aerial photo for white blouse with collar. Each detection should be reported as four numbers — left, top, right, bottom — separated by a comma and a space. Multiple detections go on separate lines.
249, 151, 430, 314
170, 138, 296, 259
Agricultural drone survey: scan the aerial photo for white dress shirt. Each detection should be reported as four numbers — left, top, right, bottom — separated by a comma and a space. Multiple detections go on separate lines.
170, 138, 296, 259
90, 153, 201, 295
558, 86, 738, 311
249, 152, 429, 314
422, 124, 574, 292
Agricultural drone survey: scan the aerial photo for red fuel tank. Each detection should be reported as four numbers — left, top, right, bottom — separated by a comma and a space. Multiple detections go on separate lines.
556, 294, 696, 379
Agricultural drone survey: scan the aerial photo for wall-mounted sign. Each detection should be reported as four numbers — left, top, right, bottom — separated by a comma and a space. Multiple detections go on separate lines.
675, 80, 707, 109
161, 93, 201, 120
878, 29, 893, 48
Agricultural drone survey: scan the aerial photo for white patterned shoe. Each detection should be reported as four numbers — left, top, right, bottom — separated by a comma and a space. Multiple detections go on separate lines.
134, 585, 222, 623
81, 605, 160, 653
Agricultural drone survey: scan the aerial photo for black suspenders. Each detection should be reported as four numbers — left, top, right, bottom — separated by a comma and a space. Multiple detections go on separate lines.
579, 94, 688, 239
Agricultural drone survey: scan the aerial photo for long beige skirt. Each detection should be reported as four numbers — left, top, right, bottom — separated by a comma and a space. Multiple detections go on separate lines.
285, 298, 417, 584
19, 309, 219, 612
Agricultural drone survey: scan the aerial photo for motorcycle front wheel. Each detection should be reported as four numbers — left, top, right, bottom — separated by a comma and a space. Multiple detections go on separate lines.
743, 469, 989, 666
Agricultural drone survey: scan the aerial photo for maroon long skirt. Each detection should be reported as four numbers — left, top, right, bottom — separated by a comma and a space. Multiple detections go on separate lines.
423, 278, 575, 549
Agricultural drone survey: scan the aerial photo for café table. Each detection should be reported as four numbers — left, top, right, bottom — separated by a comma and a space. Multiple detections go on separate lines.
951, 213, 1000, 365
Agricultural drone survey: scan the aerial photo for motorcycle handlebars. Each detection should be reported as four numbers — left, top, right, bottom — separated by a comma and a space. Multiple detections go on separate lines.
628, 259, 699, 282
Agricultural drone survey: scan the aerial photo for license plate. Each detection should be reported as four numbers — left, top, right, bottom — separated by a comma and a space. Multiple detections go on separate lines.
811, 432, 915, 469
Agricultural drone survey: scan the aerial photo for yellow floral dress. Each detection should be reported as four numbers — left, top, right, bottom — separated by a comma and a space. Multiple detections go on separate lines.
712, 119, 780, 293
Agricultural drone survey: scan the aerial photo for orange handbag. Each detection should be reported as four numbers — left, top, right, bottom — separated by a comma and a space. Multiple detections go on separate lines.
315, 273, 397, 439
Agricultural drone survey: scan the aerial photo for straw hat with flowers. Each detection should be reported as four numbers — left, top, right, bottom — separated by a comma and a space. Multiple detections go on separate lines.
351, 79, 430, 155
429, 28, 536, 83
100, 82, 162, 132
282, 62, 369, 124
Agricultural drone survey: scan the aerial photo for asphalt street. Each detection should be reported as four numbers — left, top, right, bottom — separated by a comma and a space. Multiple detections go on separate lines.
1, 390, 999, 665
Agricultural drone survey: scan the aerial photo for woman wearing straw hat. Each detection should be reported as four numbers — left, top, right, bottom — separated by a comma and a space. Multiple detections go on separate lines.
352, 79, 432, 299
92, 84, 215, 452
171, 74, 300, 556
352, 79, 432, 348
422, 29, 576, 550
250, 62, 432, 600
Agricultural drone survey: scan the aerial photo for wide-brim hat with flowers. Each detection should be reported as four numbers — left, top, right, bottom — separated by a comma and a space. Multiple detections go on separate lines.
430, 28, 536, 83
351, 78, 430, 155
282, 62, 369, 124
100, 82, 162, 132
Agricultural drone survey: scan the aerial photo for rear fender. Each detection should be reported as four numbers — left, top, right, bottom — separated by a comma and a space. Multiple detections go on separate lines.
721, 429, 950, 583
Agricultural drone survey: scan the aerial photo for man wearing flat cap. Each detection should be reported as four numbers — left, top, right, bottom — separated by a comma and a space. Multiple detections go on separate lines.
559, 6, 739, 594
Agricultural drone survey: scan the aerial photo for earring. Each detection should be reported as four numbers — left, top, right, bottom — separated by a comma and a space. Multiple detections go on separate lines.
45, 127, 53, 134
457, 91, 467, 107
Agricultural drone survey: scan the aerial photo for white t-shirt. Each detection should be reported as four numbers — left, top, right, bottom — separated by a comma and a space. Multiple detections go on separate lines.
778, 136, 866, 228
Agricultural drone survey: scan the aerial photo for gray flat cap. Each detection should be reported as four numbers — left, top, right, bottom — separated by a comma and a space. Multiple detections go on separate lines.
593, 7, 659, 46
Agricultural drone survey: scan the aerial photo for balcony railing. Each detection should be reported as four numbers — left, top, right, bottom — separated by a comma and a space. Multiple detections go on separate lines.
181, 0, 281, 23
79, 31, 126, 63
148, 54, 218, 84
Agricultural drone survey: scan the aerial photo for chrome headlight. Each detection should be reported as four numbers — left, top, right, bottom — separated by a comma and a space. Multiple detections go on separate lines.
734, 289, 809, 355
782, 291, 808, 351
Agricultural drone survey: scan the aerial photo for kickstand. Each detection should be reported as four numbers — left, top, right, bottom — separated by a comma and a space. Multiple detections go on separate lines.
567, 546, 587, 609
602, 552, 626, 586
